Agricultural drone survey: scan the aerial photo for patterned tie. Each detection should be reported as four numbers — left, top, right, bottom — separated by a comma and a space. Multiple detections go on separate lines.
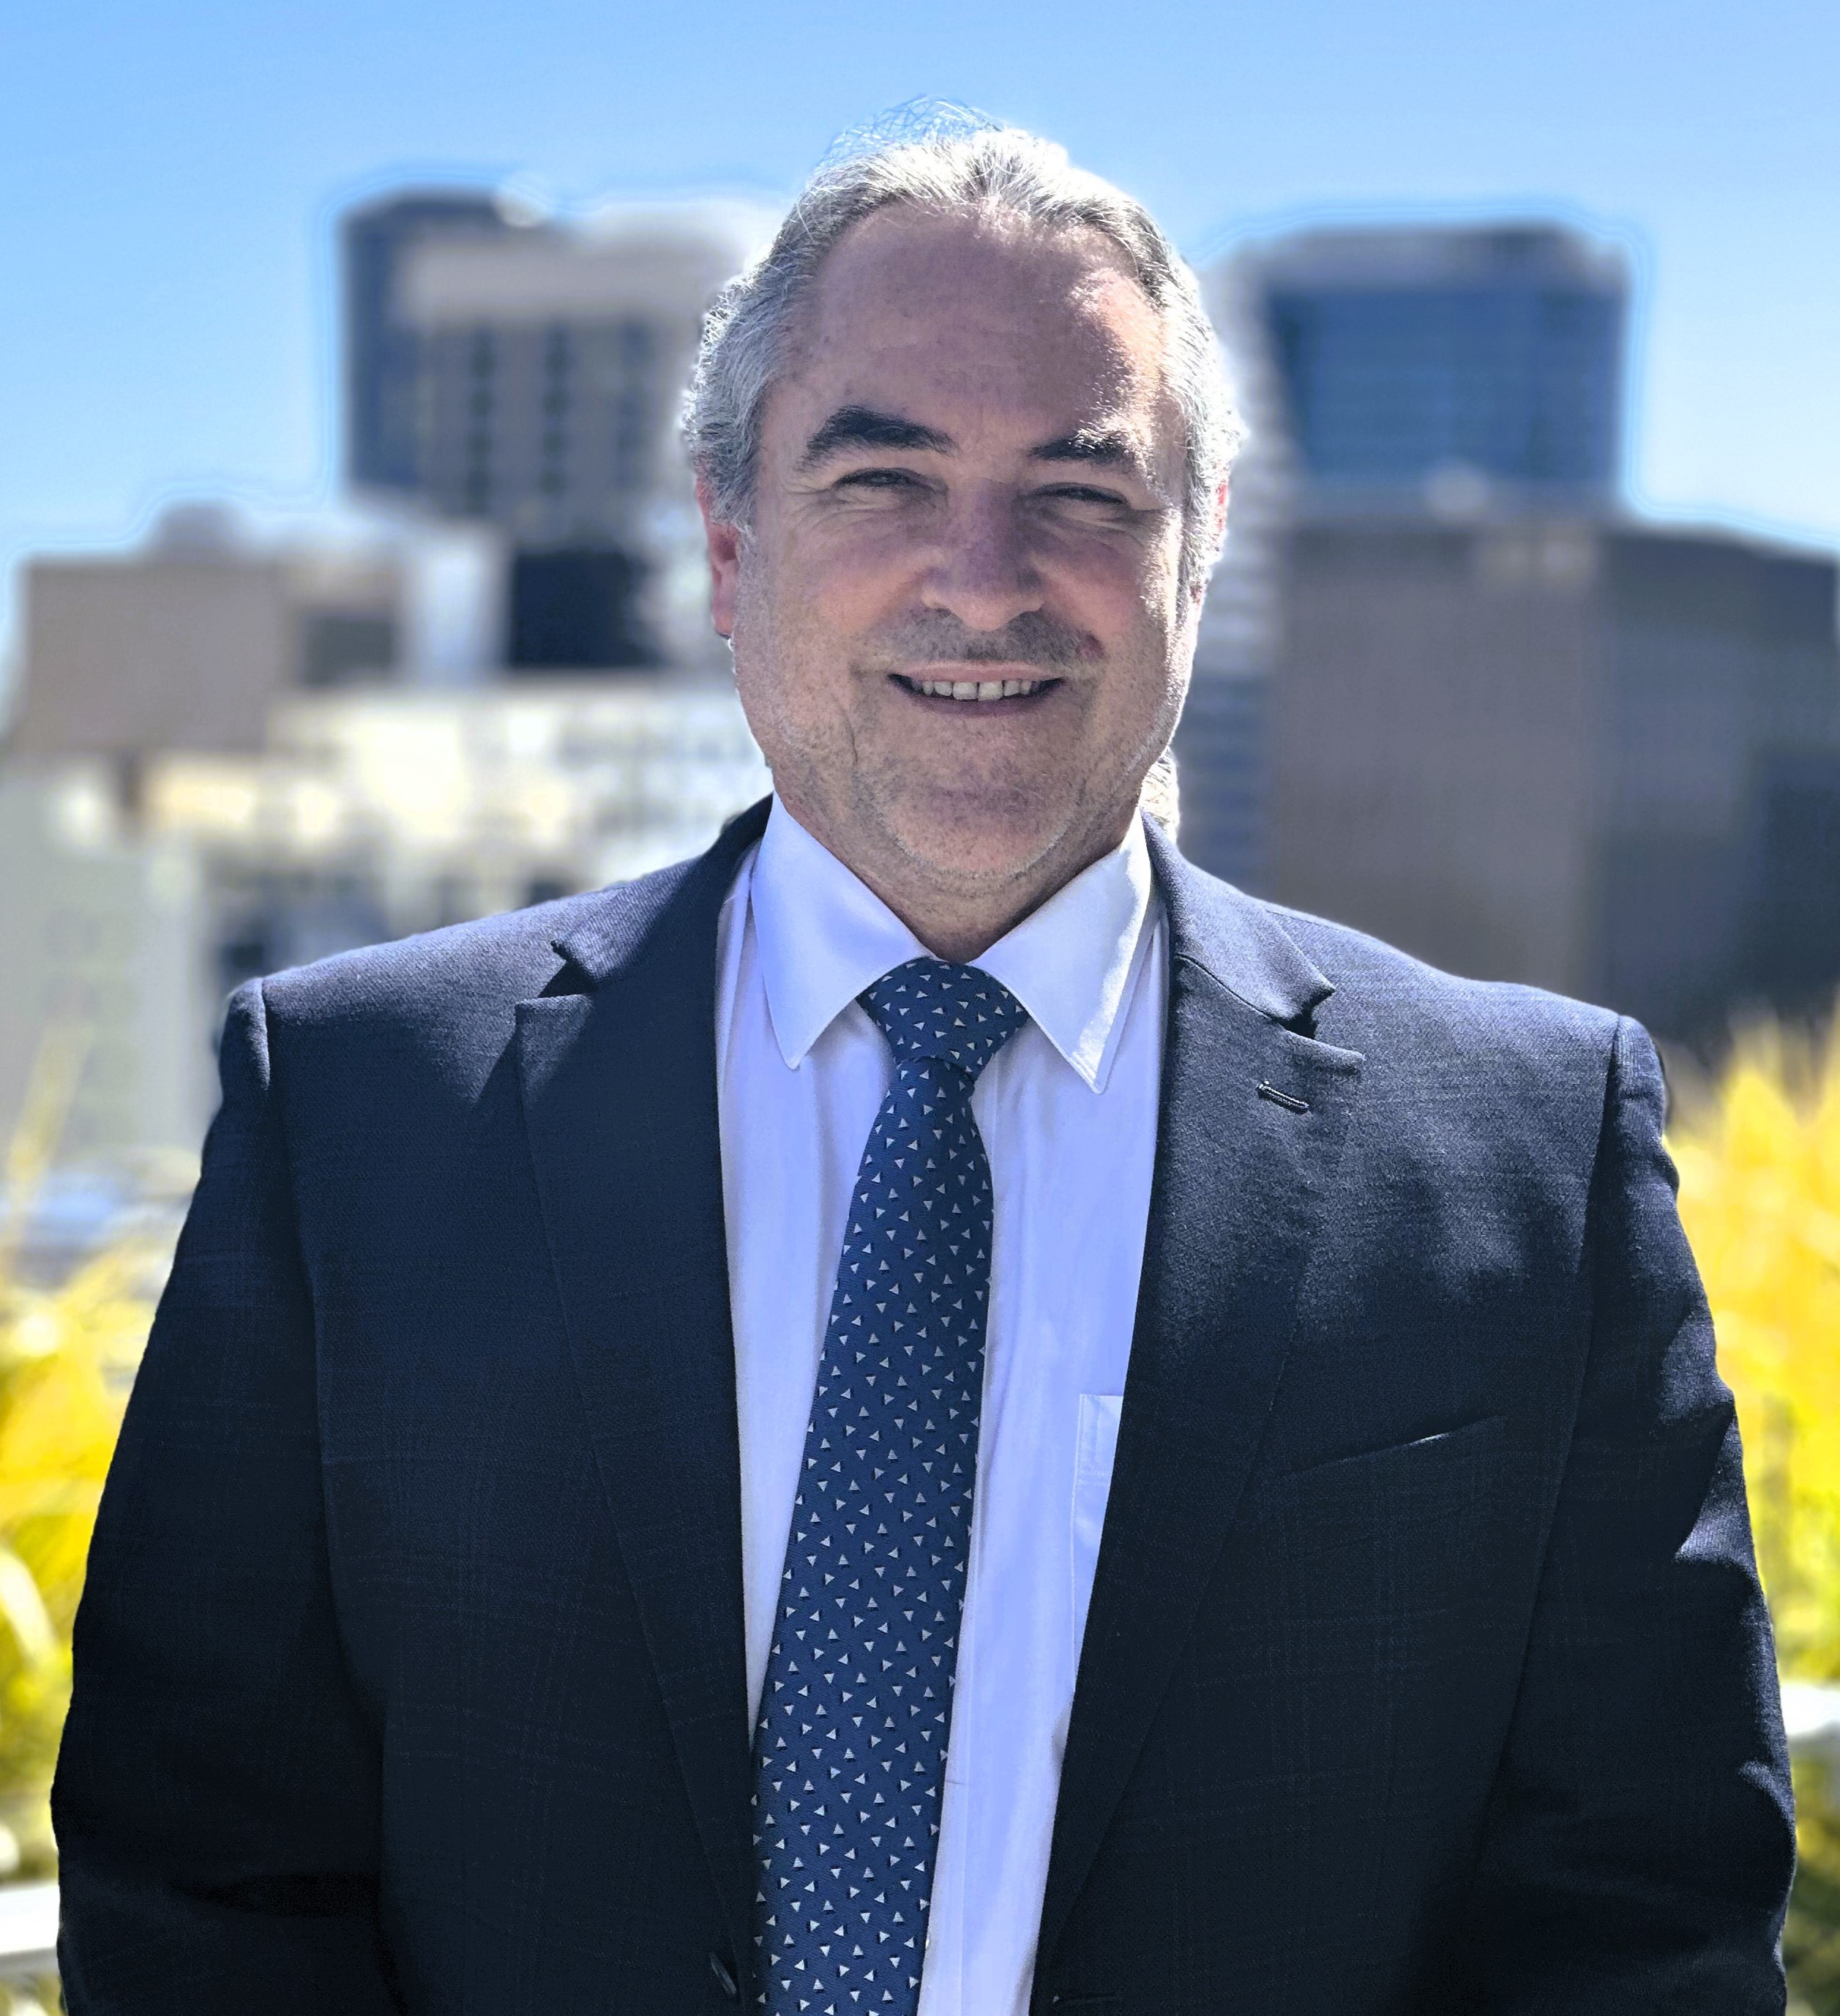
752, 957, 1029, 2012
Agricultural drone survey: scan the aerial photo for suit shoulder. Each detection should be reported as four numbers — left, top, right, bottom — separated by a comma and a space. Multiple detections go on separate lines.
1245, 898, 1637, 1191
1264, 899, 1623, 1059
1270, 901, 1623, 1048
258, 897, 566, 1031
256, 853, 699, 1036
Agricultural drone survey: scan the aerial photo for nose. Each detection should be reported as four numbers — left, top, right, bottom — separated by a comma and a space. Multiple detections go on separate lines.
919, 486, 1044, 635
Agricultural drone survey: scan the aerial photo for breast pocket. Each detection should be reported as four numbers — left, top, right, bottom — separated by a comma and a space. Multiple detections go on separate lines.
1072, 1393, 1123, 1667
1235, 1413, 1514, 1621
1252, 1411, 1505, 1523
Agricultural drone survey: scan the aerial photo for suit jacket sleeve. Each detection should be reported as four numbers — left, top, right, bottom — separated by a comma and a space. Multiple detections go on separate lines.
1465, 1015, 1795, 2011
53, 982, 400, 2014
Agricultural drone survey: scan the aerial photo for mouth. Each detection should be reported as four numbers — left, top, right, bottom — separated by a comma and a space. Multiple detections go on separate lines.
891, 673, 1061, 706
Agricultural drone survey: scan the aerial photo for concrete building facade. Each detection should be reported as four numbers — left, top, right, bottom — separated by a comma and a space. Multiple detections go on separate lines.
1270, 518, 1840, 1040
9, 508, 403, 767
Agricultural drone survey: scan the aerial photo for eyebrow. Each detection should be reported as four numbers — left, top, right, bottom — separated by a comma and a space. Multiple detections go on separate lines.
798, 405, 1167, 498
1028, 426, 1155, 483
799, 406, 956, 468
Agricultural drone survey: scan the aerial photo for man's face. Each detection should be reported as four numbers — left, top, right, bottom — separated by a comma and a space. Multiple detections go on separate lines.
703, 207, 1205, 900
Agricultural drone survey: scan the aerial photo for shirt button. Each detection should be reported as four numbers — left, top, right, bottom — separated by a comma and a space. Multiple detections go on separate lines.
708, 1950, 740, 2000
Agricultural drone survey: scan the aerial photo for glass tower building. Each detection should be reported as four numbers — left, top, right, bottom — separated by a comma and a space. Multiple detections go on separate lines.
1250, 225, 1626, 512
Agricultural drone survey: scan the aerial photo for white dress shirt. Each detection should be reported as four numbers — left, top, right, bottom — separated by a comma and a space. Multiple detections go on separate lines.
715, 798, 1166, 2016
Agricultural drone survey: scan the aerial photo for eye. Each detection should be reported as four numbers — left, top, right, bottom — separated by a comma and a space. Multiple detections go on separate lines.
835, 467, 924, 493
1039, 483, 1132, 513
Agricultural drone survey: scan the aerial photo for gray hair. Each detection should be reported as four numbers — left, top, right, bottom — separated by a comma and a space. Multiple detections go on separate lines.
683, 122, 1240, 591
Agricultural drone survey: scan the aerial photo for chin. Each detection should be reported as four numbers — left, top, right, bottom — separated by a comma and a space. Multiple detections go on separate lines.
882, 785, 1080, 884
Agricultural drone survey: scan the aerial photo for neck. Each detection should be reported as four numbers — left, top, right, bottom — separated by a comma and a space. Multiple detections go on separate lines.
777, 794, 1139, 963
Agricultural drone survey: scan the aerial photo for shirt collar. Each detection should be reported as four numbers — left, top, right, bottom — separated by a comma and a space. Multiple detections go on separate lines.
749, 796, 1156, 1094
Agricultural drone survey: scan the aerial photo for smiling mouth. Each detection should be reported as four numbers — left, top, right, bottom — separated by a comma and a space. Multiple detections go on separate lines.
892, 673, 1059, 703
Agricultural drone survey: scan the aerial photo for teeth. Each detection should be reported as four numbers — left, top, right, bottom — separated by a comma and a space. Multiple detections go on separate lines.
912, 677, 1044, 701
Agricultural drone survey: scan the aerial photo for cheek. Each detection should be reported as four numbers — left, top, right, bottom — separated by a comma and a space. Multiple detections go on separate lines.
1041, 531, 1182, 646
796, 515, 930, 621
729, 578, 857, 751
735, 534, 850, 659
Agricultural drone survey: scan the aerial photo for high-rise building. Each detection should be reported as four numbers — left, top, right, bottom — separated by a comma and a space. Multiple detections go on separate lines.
1178, 219, 1840, 1040
1250, 224, 1626, 514
341, 195, 773, 669
343, 190, 512, 496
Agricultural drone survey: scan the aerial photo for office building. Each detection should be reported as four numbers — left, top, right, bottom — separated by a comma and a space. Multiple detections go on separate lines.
343, 191, 513, 496
1269, 519, 1840, 1039
1173, 258, 1297, 892
1248, 224, 1626, 514
1, 680, 769, 1166
343, 194, 772, 668
1179, 217, 1840, 1040
7, 507, 404, 773
143, 676, 768, 1029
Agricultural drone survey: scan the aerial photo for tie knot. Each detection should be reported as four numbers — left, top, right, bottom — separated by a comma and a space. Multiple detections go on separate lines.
859, 957, 1028, 1083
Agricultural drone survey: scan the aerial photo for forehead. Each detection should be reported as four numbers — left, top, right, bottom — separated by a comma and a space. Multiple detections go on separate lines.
782, 207, 1173, 444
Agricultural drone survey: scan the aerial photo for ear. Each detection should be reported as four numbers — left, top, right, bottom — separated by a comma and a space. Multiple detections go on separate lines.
697, 479, 744, 639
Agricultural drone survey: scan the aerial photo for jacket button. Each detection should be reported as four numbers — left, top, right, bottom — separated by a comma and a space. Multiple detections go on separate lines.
708, 1951, 740, 2000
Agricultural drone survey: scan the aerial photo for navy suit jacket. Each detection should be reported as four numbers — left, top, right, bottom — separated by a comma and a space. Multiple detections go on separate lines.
55, 801, 1794, 2013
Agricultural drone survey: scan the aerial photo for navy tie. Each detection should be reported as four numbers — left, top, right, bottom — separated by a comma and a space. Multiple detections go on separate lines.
752, 957, 1029, 2012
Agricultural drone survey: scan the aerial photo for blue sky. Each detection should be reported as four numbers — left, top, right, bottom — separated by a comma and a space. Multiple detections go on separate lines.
2, 0, 1836, 669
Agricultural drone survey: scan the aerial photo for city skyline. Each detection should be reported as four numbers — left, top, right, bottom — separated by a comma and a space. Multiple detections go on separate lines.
4, 94, 1836, 1160
2, 0, 1837, 693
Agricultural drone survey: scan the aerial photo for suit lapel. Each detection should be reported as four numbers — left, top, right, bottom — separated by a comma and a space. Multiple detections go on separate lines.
515, 801, 769, 1972
1036, 825, 1366, 1968
512, 800, 1362, 1972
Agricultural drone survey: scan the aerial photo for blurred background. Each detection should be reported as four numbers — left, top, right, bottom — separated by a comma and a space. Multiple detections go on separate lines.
1, 0, 1838, 2005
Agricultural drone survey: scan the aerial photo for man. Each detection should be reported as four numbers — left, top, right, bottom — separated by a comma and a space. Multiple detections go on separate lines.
56, 124, 1792, 2014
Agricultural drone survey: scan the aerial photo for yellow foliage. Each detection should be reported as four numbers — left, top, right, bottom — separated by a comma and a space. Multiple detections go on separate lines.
1671, 1014, 1840, 2015
1672, 1018, 1840, 1680
0, 1027, 160, 1884
1791, 1753, 1840, 2016
0, 1245, 156, 1875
